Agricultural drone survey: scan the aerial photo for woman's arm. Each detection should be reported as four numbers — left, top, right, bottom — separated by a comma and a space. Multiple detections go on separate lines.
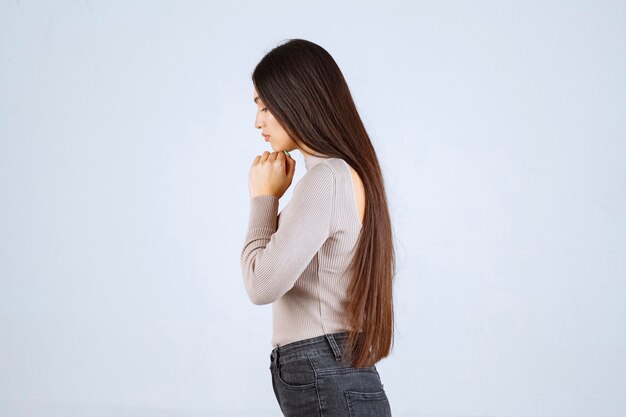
240, 163, 336, 305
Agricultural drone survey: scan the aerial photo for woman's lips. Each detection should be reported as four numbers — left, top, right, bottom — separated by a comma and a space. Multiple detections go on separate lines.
263, 135, 270, 142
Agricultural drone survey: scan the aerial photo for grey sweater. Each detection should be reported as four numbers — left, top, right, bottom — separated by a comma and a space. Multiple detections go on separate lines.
241, 153, 363, 347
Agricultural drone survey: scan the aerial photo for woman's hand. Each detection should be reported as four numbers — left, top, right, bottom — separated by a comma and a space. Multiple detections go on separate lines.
249, 151, 296, 199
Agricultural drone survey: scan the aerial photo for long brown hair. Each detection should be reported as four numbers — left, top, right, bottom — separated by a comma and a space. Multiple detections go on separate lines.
252, 39, 395, 368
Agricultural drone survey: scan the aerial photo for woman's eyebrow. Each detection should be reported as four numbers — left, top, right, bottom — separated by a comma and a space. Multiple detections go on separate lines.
253, 96, 260, 103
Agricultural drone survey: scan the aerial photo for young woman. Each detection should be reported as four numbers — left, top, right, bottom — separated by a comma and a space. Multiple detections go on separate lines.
241, 38, 395, 416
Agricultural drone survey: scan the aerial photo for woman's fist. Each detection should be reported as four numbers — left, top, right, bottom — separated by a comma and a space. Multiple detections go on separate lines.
249, 151, 296, 199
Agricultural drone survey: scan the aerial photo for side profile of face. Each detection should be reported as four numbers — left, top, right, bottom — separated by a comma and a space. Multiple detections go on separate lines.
253, 86, 311, 154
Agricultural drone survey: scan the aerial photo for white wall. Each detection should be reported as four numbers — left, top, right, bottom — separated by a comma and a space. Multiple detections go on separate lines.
1, 1, 624, 416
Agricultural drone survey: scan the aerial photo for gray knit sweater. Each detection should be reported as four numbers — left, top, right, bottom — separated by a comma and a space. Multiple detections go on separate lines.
241, 153, 363, 347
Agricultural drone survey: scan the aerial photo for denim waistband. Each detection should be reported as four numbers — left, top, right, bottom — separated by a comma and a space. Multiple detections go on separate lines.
270, 331, 359, 366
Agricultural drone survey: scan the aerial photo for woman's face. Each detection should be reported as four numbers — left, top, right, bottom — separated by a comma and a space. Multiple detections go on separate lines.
253, 87, 299, 153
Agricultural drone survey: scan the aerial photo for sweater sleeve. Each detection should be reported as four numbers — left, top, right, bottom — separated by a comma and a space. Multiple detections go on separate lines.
240, 163, 336, 305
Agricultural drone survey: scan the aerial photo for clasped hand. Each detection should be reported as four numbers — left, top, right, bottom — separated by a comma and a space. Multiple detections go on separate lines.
248, 151, 296, 199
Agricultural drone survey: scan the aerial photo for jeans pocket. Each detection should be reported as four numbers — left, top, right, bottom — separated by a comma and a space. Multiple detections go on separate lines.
276, 356, 317, 390
345, 389, 391, 417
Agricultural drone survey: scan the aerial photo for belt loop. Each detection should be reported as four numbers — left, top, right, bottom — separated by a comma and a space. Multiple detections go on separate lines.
325, 333, 343, 361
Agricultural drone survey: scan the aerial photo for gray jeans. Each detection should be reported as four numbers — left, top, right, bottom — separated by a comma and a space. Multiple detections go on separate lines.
269, 331, 392, 416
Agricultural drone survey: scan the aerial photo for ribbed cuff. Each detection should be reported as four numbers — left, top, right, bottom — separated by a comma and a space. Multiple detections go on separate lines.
248, 194, 279, 232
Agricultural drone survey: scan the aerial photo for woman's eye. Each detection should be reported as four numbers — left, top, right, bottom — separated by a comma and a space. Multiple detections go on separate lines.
261, 107, 267, 112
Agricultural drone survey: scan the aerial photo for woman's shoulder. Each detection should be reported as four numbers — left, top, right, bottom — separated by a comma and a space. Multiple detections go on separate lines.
306, 156, 348, 173
300, 157, 351, 190
299, 160, 337, 190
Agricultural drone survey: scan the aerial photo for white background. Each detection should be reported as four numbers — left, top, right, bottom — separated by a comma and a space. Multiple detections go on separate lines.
1, 1, 625, 416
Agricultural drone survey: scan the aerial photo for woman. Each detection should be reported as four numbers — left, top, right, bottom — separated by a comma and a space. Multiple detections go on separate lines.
241, 38, 395, 416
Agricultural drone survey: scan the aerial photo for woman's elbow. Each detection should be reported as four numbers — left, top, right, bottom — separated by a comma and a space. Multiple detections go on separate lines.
246, 289, 275, 305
